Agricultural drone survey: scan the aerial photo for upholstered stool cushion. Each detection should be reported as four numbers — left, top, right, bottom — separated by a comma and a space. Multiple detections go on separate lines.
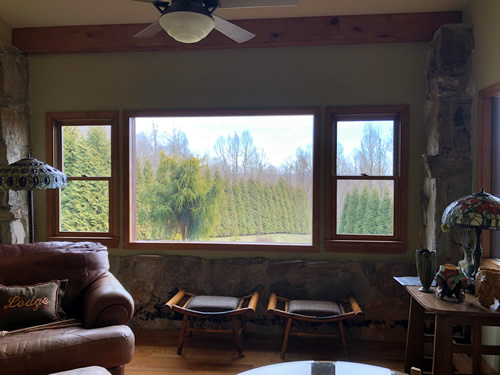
288, 300, 342, 317
187, 295, 241, 312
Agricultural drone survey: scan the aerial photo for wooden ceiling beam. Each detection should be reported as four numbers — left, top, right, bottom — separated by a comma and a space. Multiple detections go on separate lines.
12, 11, 461, 54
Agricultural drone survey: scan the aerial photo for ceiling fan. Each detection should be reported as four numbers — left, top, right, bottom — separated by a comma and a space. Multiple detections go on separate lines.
133, 0, 299, 44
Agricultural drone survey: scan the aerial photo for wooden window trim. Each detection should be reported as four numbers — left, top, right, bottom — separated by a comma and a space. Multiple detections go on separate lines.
45, 111, 119, 248
122, 108, 320, 252
477, 82, 500, 258
323, 105, 409, 253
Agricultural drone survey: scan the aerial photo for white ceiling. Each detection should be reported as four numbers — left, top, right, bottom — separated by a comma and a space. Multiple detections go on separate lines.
0, 0, 467, 29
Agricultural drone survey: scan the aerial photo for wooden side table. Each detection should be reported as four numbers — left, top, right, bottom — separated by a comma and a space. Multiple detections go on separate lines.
401, 283, 500, 375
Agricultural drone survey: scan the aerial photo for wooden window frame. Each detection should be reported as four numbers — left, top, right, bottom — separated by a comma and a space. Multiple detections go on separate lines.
323, 106, 409, 253
123, 108, 320, 252
45, 111, 119, 248
477, 82, 500, 258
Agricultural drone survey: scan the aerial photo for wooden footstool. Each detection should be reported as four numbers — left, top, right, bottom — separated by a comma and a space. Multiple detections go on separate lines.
266, 293, 363, 359
164, 290, 259, 357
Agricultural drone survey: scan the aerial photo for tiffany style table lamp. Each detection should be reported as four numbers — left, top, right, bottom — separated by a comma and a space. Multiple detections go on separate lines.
0, 155, 66, 242
441, 187, 500, 287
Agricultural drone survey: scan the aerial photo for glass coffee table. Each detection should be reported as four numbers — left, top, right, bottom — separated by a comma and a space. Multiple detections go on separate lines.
238, 361, 406, 375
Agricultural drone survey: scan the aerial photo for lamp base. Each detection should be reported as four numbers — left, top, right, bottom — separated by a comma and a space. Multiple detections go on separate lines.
418, 286, 434, 293
466, 276, 475, 294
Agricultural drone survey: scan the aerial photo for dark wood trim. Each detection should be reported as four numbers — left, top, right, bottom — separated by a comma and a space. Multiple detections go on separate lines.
45, 113, 57, 239
12, 11, 461, 54
477, 82, 500, 258
122, 112, 133, 247
324, 240, 407, 254
477, 82, 500, 191
311, 107, 321, 252
399, 106, 410, 246
123, 241, 317, 252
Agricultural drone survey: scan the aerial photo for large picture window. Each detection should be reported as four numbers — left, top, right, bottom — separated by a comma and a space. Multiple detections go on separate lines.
324, 106, 408, 253
124, 109, 319, 252
45, 112, 119, 247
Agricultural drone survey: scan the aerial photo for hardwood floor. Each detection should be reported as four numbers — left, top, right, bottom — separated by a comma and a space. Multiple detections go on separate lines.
125, 329, 406, 374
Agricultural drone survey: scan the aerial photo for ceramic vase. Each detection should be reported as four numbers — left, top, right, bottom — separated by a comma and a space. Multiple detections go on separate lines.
458, 247, 474, 278
416, 249, 436, 293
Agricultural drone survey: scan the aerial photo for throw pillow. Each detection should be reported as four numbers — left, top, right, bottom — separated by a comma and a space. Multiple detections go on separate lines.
0, 279, 67, 331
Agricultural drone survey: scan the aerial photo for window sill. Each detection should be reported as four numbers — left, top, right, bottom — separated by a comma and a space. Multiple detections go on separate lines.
124, 241, 319, 253
45, 236, 119, 249
324, 239, 407, 254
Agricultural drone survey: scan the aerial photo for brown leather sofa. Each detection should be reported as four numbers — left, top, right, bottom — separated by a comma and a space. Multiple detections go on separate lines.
0, 241, 135, 375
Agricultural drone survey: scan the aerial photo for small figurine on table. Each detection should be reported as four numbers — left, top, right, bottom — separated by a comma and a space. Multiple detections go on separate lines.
435, 264, 468, 303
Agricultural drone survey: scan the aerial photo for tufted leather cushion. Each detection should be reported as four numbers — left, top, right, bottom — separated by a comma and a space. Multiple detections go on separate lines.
187, 295, 241, 312
0, 325, 134, 375
288, 300, 342, 317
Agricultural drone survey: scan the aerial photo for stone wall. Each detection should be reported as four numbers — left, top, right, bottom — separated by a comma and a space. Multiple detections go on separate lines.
421, 24, 474, 266
110, 255, 415, 343
0, 44, 30, 244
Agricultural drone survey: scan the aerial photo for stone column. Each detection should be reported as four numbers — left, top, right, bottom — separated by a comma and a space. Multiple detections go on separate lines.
421, 24, 474, 266
0, 44, 30, 244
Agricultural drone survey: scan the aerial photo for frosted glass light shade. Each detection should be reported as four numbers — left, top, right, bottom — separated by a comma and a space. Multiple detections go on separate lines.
159, 11, 215, 44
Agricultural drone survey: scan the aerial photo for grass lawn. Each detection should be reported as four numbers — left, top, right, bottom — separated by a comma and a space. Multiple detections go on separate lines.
212, 233, 311, 244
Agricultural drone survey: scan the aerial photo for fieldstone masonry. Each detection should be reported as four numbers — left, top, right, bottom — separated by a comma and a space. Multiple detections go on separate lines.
421, 24, 474, 266
110, 255, 415, 342
0, 44, 30, 244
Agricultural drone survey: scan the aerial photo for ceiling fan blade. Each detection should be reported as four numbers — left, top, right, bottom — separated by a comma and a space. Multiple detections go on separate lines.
133, 20, 164, 38
213, 15, 255, 43
218, 0, 299, 9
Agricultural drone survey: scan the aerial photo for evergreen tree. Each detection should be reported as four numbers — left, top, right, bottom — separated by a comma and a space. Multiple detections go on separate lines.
150, 153, 221, 240
232, 181, 248, 235
136, 159, 154, 239
343, 188, 360, 234
214, 178, 238, 237
247, 179, 263, 234
262, 184, 277, 233
238, 180, 254, 234
353, 186, 370, 234
60, 126, 110, 232
366, 189, 381, 234
338, 192, 351, 234
379, 188, 394, 235
296, 187, 311, 234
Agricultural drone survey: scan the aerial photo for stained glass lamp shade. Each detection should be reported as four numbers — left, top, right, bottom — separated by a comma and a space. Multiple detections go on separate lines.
441, 187, 500, 279
0, 155, 66, 243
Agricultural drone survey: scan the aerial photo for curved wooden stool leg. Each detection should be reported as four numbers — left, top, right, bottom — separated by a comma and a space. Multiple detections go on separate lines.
281, 317, 293, 359
177, 314, 188, 354
231, 317, 245, 357
338, 320, 348, 358
240, 316, 249, 339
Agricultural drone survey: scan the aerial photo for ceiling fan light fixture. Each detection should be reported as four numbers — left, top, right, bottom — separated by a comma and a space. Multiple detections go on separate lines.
159, 11, 215, 44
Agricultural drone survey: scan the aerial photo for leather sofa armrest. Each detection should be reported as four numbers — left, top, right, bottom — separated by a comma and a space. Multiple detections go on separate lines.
82, 273, 134, 329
